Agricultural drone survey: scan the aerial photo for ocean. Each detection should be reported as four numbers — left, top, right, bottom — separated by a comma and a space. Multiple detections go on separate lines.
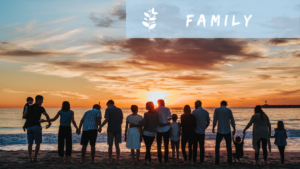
0, 107, 299, 152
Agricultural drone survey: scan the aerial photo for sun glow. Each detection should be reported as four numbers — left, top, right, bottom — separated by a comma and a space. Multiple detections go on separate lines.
137, 90, 173, 106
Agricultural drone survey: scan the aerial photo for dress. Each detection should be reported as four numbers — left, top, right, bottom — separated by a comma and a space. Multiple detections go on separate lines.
246, 113, 271, 152
126, 114, 143, 149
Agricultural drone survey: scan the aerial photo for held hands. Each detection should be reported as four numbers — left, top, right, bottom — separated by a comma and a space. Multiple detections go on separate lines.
45, 123, 51, 129
76, 129, 81, 135
140, 135, 143, 143
243, 130, 246, 135
212, 128, 215, 133
39, 119, 44, 123
232, 130, 236, 136
98, 127, 102, 133
124, 134, 127, 142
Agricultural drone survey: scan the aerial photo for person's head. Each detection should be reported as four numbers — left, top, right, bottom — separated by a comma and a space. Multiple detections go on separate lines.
221, 100, 227, 106
35, 95, 44, 105
157, 99, 165, 107
277, 121, 285, 130
93, 104, 100, 110
131, 105, 138, 115
183, 105, 191, 114
254, 105, 265, 120
172, 114, 178, 122
62, 101, 70, 112
26, 97, 34, 104
235, 136, 241, 143
106, 100, 114, 107
195, 100, 202, 109
146, 101, 155, 112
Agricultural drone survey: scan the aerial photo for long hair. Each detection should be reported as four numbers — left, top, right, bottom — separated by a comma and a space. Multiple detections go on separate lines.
254, 105, 265, 120
146, 102, 156, 113
277, 121, 285, 130
62, 101, 70, 112
183, 105, 191, 114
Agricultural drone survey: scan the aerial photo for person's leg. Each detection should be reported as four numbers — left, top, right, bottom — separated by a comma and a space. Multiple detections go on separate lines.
107, 132, 113, 163
255, 139, 261, 164
28, 144, 33, 161
143, 135, 150, 162
131, 149, 135, 164
115, 143, 120, 163
66, 126, 72, 160
176, 142, 179, 164
115, 132, 122, 164
136, 149, 140, 164
156, 132, 163, 163
91, 145, 96, 163
163, 131, 170, 163
182, 139, 188, 162
108, 144, 113, 163
225, 133, 232, 164
27, 127, 34, 161
34, 144, 40, 161
215, 133, 223, 164
171, 142, 175, 164
33, 126, 42, 161
279, 146, 285, 164
148, 136, 155, 162
188, 140, 193, 162
81, 145, 87, 163
193, 133, 199, 163
261, 139, 268, 164
58, 126, 64, 158
200, 134, 205, 163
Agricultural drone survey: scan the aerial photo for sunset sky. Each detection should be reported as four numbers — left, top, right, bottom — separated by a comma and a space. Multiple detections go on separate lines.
0, 0, 300, 108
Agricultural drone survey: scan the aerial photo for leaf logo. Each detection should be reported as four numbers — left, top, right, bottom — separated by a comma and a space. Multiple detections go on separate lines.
142, 8, 158, 32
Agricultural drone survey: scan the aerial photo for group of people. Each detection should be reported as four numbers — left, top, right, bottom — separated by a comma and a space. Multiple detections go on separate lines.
22, 95, 288, 165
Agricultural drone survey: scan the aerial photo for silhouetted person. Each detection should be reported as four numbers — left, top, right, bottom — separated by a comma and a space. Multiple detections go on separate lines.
243, 105, 271, 165
156, 99, 172, 165
192, 100, 210, 163
101, 100, 123, 164
170, 114, 180, 165
40, 101, 79, 162
212, 100, 236, 164
78, 104, 101, 164
25, 95, 51, 162
22, 97, 33, 132
232, 135, 245, 163
125, 105, 143, 164
181, 105, 196, 164
134, 101, 159, 164
272, 121, 287, 164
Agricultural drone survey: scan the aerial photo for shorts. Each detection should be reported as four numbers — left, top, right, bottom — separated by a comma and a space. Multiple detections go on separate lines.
107, 132, 122, 145
233, 153, 244, 159
27, 125, 42, 144
171, 140, 180, 150
81, 130, 98, 146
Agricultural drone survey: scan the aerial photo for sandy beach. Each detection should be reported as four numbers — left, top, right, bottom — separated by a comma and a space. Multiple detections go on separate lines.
0, 150, 299, 169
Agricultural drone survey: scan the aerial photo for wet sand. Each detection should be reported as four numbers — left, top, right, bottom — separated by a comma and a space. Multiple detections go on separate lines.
0, 150, 300, 168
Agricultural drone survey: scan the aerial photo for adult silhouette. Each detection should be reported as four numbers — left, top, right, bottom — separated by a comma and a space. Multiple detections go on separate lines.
192, 100, 210, 163
243, 105, 271, 165
212, 100, 236, 164
156, 99, 172, 165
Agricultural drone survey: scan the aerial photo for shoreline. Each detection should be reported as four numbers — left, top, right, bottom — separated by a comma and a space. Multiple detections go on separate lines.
0, 150, 300, 168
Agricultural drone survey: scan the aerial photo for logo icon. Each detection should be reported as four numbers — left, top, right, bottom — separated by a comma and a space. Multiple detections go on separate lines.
142, 8, 158, 32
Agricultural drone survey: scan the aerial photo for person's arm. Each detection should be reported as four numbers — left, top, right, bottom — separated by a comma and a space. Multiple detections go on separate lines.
139, 126, 143, 142
285, 132, 288, 138
270, 130, 277, 138
229, 110, 236, 136
97, 117, 102, 133
22, 106, 28, 119
41, 111, 51, 129
243, 115, 255, 134
206, 112, 211, 129
101, 109, 109, 128
77, 119, 83, 134
178, 123, 181, 137
212, 109, 217, 133
125, 121, 129, 142
267, 116, 271, 137
70, 111, 78, 130
242, 133, 246, 143
41, 111, 60, 123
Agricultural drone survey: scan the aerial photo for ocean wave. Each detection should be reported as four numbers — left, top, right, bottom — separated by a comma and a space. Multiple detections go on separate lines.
0, 129, 299, 145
